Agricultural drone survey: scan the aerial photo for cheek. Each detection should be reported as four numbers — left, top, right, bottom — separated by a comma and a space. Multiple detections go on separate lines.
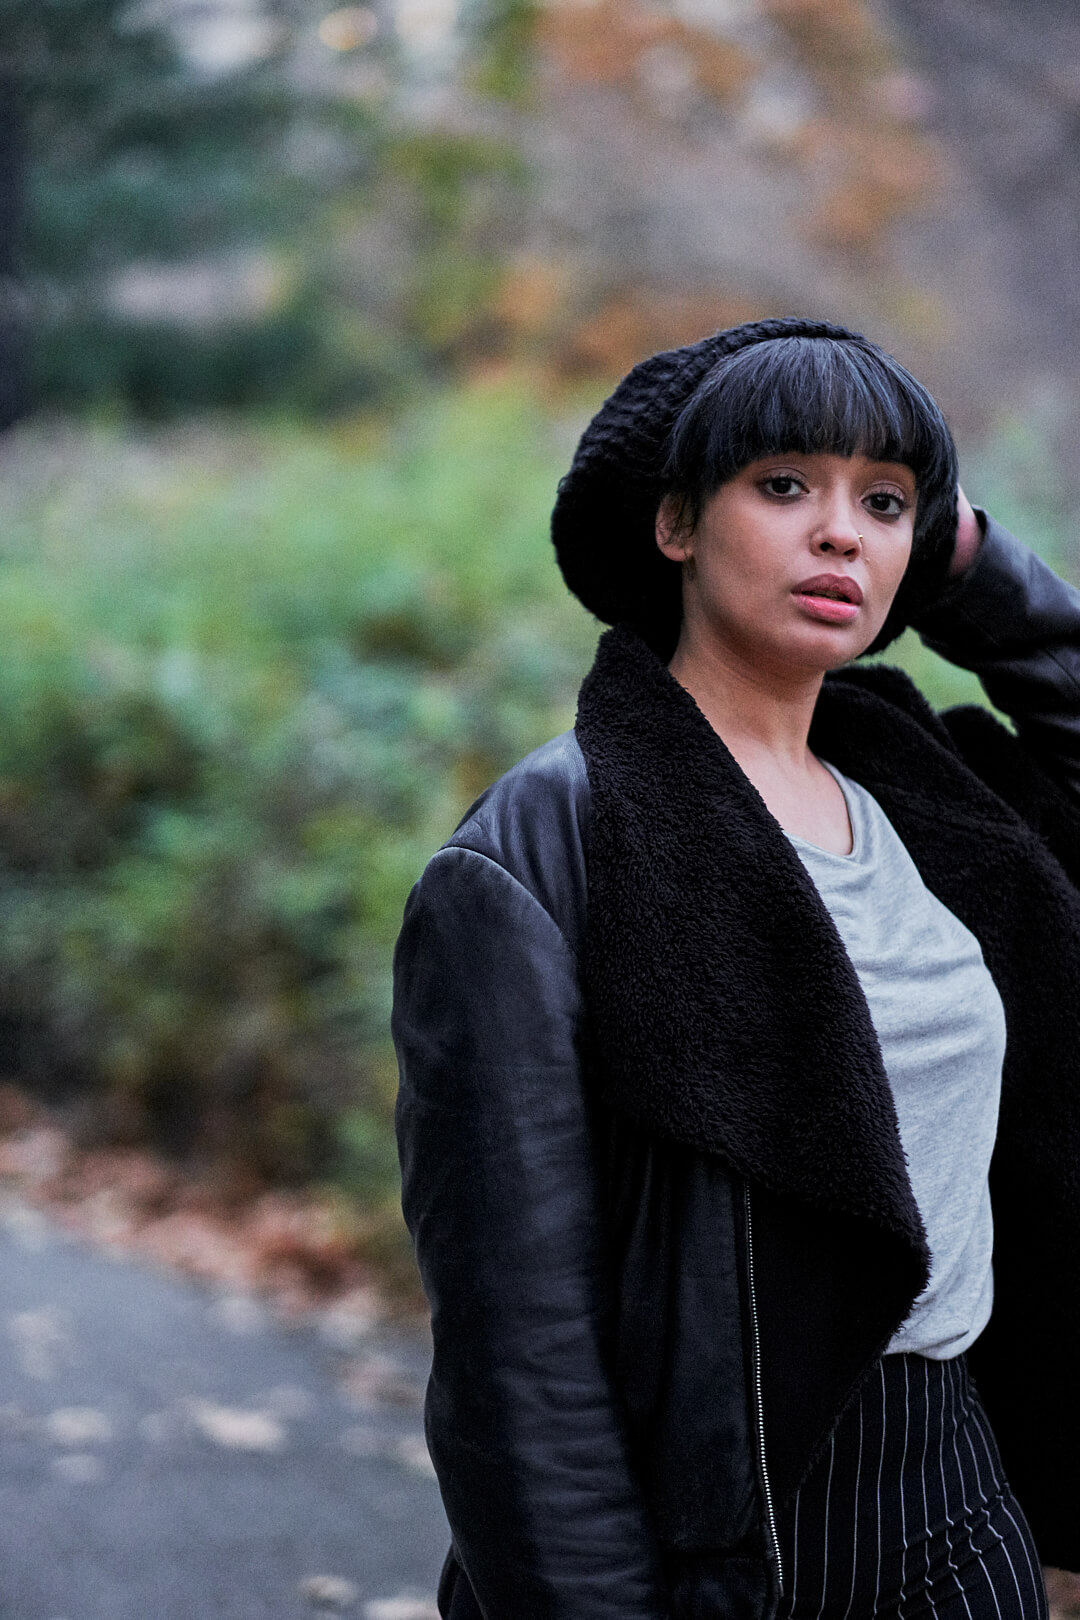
704, 530, 778, 593
880, 536, 915, 598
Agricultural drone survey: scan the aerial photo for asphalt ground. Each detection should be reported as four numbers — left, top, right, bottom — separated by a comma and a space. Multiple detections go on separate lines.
0, 1196, 449, 1620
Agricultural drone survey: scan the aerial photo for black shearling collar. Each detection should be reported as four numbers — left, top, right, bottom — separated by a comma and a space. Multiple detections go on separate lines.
574, 623, 1027, 1263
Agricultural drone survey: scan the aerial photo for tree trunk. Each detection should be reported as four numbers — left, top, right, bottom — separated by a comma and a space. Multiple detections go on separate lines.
0, 82, 30, 428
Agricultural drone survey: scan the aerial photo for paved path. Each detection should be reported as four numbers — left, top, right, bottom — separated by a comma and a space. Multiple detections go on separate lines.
0, 1196, 449, 1620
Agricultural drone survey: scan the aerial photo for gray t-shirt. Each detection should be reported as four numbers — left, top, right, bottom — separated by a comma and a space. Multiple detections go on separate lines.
787, 763, 1007, 1359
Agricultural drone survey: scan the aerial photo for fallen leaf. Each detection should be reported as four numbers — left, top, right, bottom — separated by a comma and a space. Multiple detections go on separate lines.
45, 1407, 113, 1447
188, 1398, 286, 1452
299, 1573, 360, 1610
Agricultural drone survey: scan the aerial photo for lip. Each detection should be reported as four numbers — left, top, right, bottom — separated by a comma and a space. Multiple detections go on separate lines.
792, 573, 863, 626
792, 573, 864, 605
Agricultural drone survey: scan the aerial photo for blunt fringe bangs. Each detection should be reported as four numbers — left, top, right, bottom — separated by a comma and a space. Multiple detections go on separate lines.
663, 336, 955, 547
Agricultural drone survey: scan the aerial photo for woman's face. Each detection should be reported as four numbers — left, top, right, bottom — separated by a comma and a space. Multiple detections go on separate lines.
656, 451, 917, 678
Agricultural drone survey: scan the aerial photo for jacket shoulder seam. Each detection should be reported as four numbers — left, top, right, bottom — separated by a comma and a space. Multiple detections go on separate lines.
431, 840, 575, 955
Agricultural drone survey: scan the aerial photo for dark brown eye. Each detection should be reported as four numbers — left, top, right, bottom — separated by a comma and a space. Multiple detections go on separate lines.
763, 475, 802, 497
866, 491, 906, 518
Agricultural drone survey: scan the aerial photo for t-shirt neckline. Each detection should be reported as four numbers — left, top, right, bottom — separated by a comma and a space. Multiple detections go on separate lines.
784, 758, 861, 862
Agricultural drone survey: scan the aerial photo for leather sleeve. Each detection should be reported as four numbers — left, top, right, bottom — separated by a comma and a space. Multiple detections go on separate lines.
392, 844, 668, 1620
913, 512, 1080, 797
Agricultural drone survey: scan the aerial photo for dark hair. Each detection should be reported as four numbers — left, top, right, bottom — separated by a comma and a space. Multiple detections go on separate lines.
551, 316, 960, 659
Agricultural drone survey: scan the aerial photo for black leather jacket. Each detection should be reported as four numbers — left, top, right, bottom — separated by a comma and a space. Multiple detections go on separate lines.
393, 516, 1080, 1620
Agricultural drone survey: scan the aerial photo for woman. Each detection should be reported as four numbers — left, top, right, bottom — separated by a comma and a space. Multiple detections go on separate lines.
392, 317, 1080, 1620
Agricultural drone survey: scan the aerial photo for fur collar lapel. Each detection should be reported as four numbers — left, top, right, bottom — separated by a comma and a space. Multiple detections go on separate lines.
573, 624, 1026, 1263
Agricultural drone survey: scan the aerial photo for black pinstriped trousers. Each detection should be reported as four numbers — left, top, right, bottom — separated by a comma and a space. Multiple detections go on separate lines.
774, 1352, 1048, 1620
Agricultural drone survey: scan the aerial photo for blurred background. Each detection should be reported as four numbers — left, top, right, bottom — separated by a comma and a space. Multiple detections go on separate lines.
0, 1, 1079, 1612
2, 0, 1080, 1329
3, 0, 1080, 1250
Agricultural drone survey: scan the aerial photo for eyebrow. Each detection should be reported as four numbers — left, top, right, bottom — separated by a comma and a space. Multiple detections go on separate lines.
751, 456, 915, 477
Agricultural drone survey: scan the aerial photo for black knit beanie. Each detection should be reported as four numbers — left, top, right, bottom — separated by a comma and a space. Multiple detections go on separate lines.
551, 315, 959, 659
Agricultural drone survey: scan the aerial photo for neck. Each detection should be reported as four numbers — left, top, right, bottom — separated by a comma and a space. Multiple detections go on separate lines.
667, 627, 824, 778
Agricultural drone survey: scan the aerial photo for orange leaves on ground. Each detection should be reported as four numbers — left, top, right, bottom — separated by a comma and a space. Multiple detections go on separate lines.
0, 1087, 411, 1320
762, 0, 892, 80
538, 0, 753, 106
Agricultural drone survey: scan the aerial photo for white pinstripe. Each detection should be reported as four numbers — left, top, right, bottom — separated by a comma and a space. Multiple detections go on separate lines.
996, 1496, 1047, 1620
790, 1475, 801, 1616
959, 1389, 991, 1507
961, 1400, 1025, 1613
839, 1396, 863, 1620
948, 1356, 1005, 1620
874, 1358, 887, 1617
897, 1355, 912, 1619
966, 1400, 1035, 1617
937, 1358, 976, 1620
919, 1358, 932, 1596
820, 1434, 836, 1619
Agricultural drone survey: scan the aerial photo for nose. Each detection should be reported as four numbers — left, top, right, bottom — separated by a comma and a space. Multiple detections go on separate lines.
810, 496, 863, 558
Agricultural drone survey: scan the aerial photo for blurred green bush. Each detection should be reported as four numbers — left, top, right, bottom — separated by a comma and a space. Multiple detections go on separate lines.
0, 379, 595, 1201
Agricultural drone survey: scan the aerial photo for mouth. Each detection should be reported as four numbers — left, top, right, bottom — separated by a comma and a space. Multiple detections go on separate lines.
792, 573, 863, 625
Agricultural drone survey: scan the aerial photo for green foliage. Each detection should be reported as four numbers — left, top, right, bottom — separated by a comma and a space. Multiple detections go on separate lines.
6, 0, 364, 269
382, 130, 530, 360
0, 381, 596, 1190
461, 0, 542, 102
31, 299, 409, 418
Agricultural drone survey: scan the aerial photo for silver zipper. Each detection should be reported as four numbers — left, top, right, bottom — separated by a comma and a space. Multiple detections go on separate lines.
744, 1181, 782, 1593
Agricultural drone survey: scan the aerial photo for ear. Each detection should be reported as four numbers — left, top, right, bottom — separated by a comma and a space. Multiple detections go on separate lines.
655, 493, 692, 563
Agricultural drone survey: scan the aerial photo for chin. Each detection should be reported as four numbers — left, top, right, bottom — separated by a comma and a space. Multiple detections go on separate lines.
779, 625, 880, 675
823, 639, 878, 671
809, 609, 889, 662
